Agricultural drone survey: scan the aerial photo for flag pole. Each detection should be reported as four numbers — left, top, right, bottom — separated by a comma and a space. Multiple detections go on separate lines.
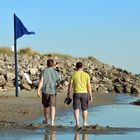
14, 13, 19, 97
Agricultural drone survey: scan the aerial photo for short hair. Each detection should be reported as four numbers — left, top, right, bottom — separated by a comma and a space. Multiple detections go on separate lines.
76, 62, 83, 69
47, 59, 54, 67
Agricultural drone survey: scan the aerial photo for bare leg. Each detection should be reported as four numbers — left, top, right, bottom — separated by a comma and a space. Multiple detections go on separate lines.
50, 131, 56, 140
82, 110, 87, 126
50, 106, 55, 126
82, 133, 87, 140
74, 109, 80, 126
74, 133, 79, 140
44, 107, 49, 124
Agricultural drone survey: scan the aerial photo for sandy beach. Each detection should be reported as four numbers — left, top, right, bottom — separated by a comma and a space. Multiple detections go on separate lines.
0, 89, 116, 125
1, 89, 140, 140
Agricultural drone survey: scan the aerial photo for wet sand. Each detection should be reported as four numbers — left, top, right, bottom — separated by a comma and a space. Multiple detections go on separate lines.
0, 90, 117, 123
1, 90, 140, 140
1, 89, 133, 133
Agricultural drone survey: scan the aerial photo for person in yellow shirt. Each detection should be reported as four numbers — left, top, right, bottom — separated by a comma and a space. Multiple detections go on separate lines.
67, 62, 92, 128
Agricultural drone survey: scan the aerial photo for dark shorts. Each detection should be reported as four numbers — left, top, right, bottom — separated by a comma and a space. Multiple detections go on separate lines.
73, 93, 89, 111
42, 94, 56, 108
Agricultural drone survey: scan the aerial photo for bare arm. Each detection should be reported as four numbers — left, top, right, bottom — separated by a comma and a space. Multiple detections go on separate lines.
37, 77, 43, 97
87, 78, 92, 102
67, 81, 73, 98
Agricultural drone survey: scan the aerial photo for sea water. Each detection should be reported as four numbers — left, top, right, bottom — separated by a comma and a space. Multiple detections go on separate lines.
0, 94, 140, 140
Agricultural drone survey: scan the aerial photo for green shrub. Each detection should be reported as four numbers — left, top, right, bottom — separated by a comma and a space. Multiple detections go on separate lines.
19, 47, 40, 56
79, 57, 88, 61
88, 56, 97, 61
0, 47, 13, 55
43, 53, 73, 59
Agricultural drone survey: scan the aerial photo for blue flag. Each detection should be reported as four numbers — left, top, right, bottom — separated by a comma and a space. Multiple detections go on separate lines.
14, 14, 35, 39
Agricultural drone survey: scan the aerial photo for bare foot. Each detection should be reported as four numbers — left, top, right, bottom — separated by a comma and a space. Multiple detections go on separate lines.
42, 120, 48, 125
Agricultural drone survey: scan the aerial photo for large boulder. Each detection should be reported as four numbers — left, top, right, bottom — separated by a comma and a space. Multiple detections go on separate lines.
6, 73, 15, 81
29, 68, 38, 75
124, 83, 132, 93
21, 83, 31, 90
0, 68, 6, 75
97, 85, 108, 93
131, 86, 140, 95
114, 83, 124, 93
0, 75, 6, 86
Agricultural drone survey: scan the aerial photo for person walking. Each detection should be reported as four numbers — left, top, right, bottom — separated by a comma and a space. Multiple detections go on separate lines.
37, 59, 60, 127
67, 62, 92, 128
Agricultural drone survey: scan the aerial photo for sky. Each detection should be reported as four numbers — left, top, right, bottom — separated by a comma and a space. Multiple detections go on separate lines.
0, 0, 140, 74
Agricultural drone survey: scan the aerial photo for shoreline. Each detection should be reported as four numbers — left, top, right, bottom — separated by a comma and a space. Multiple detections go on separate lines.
1, 90, 140, 134
0, 90, 117, 124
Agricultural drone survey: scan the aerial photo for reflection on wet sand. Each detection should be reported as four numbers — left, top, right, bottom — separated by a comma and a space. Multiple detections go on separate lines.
44, 131, 56, 140
44, 131, 88, 140
74, 133, 88, 140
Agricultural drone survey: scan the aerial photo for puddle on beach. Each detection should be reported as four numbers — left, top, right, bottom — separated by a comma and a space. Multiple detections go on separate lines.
1, 94, 140, 140
1, 130, 140, 140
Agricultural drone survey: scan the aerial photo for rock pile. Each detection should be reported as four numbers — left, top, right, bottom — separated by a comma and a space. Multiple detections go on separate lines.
0, 54, 140, 95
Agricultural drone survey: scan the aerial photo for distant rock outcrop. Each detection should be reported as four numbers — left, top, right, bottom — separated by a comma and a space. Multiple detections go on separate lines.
0, 53, 140, 95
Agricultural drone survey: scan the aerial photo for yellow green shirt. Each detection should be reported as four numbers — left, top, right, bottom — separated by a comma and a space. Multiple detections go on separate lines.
70, 70, 90, 93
